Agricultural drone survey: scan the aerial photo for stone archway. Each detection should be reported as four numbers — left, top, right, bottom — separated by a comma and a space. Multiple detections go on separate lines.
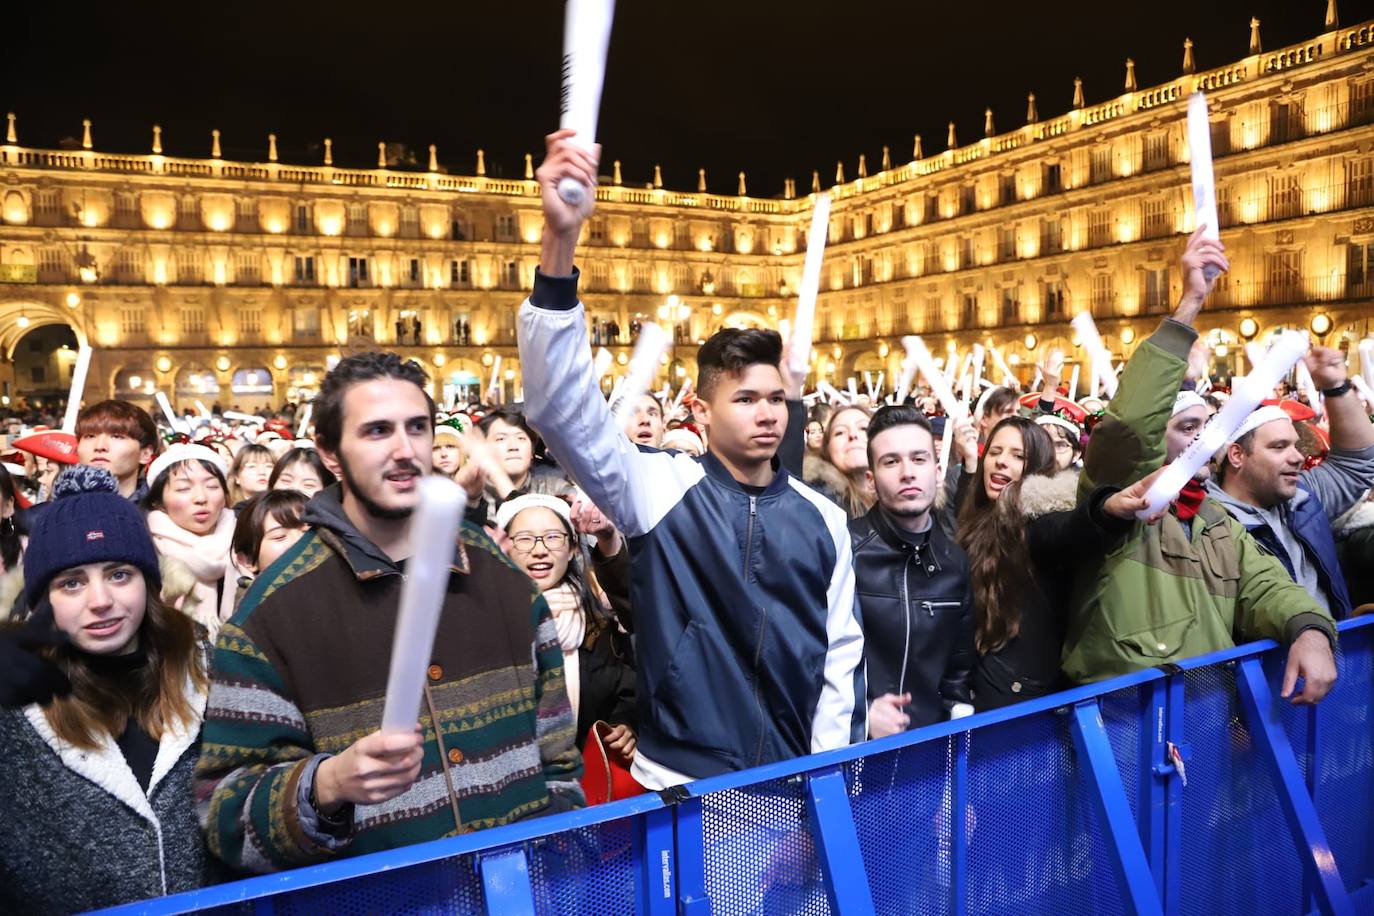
0, 299, 90, 360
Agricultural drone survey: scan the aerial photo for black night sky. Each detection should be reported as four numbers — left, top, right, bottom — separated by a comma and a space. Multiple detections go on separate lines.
3, 1, 1368, 195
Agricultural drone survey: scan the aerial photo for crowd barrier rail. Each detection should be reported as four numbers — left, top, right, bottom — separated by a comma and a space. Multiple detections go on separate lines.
100, 615, 1374, 916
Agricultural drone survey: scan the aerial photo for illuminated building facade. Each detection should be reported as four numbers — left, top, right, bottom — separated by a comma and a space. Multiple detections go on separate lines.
0, 10, 1371, 410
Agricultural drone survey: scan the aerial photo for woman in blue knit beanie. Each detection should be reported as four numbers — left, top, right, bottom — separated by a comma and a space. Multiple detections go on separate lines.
0, 465, 217, 913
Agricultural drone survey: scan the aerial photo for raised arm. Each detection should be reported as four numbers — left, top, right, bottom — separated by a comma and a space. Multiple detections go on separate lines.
1078, 228, 1226, 496
1301, 347, 1374, 520
518, 131, 700, 538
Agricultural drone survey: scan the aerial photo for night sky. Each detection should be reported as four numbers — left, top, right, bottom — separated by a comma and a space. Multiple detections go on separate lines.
4, 1, 1368, 195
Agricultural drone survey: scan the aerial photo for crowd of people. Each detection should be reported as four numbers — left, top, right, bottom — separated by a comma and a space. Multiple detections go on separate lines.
0, 130, 1369, 912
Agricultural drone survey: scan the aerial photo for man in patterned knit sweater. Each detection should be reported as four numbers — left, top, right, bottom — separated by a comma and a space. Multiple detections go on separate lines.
195, 352, 581, 873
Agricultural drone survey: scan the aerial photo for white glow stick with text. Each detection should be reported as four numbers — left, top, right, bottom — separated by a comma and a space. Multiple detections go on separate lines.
1187, 92, 1221, 282
556, 0, 617, 206
1136, 331, 1308, 519
296, 402, 314, 438
381, 477, 467, 732
609, 322, 668, 426
60, 345, 93, 435
788, 193, 832, 377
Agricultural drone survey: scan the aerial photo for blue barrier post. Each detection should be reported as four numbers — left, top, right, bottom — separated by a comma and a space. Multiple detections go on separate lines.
804, 766, 876, 916
1069, 700, 1164, 916
1164, 672, 1186, 915
950, 733, 969, 916
1139, 680, 1168, 903
1234, 658, 1353, 916
636, 806, 677, 916
674, 795, 710, 915
476, 846, 536, 916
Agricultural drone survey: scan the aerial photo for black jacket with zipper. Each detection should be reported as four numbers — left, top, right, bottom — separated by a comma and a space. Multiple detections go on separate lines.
849, 505, 975, 729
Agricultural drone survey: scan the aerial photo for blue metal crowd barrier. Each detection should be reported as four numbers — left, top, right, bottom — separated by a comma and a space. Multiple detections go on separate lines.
100, 615, 1374, 916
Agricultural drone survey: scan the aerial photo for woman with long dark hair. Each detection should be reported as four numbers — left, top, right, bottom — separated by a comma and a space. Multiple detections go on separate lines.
957, 416, 1158, 710
268, 447, 336, 498
0, 466, 214, 913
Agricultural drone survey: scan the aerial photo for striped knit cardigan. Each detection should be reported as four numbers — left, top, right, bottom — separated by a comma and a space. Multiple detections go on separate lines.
194, 493, 582, 874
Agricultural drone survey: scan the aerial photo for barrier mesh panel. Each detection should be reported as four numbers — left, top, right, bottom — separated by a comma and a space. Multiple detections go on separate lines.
847, 738, 951, 915
527, 817, 637, 914
964, 710, 1126, 915
1314, 626, 1374, 894
1100, 684, 1143, 822
699, 776, 831, 915
1178, 664, 1303, 916
199, 851, 486, 916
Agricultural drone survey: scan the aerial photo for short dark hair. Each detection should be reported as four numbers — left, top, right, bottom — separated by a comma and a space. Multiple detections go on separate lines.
477, 408, 533, 437
233, 489, 309, 566
865, 404, 934, 467
314, 352, 434, 453
696, 328, 783, 399
76, 400, 159, 452
268, 447, 337, 491
980, 386, 1020, 420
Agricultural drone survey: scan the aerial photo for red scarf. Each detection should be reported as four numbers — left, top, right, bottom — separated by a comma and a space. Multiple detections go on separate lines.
1174, 480, 1207, 521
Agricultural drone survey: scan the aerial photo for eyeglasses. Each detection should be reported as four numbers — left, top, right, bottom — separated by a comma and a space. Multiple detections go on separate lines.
510, 531, 569, 553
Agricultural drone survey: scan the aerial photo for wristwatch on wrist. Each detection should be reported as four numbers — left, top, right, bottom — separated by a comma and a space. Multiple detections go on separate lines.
1320, 379, 1352, 398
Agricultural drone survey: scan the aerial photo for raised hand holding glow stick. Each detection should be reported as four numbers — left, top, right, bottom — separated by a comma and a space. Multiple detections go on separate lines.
60, 345, 93, 435
555, 0, 616, 206
1072, 312, 1118, 399
381, 477, 467, 732
1136, 331, 1308, 520
609, 322, 668, 426
1294, 356, 1323, 419
155, 392, 187, 435
903, 336, 967, 423
787, 193, 832, 378
1187, 92, 1221, 283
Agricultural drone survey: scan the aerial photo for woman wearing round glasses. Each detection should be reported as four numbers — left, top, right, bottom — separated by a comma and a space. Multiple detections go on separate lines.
496, 494, 638, 794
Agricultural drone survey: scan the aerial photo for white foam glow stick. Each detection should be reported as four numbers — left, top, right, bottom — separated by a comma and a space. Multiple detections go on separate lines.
1067, 364, 1081, 402
894, 354, 919, 405
863, 372, 875, 400
989, 347, 1017, 388
973, 385, 998, 422
1351, 375, 1374, 411
593, 346, 613, 381
296, 402, 314, 437
194, 400, 211, 420
847, 377, 860, 402
1245, 341, 1269, 375
1136, 331, 1308, 519
1358, 339, 1374, 390
1072, 312, 1119, 399
670, 378, 693, 414
873, 371, 885, 399
381, 476, 467, 732
609, 322, 668, 426
938, 415, 955, 477
788, 193, 832, 377
155, 391, 187, 435
1294, 357, 1322, 419
60, 345, 93, 435
903, 336, 967, 423
969, 344, 986, 394
1187, 92, 1222, 283
607, 375, 626, 409
223, 411, 265, 425
486, 355, 503, 401
556, 0, 617, 206
958, 351, 976, 403
817, 379, 848, 405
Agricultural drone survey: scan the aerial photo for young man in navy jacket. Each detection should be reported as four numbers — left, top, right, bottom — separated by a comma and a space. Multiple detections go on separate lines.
517, 130, 866, 790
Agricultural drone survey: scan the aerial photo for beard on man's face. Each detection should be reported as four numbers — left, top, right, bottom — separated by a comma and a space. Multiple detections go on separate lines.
338, 451, 418, 521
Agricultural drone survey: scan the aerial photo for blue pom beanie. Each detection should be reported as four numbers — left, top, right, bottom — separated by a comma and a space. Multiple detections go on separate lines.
24, 465, 162, 610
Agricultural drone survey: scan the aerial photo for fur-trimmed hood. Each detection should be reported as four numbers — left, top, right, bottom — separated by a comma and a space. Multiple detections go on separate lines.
1017, 469, 1082, 519
1335, 493, 1374, 536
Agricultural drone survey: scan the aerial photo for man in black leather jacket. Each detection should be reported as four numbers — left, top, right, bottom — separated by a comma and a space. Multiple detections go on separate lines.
849, 405, 975, 735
